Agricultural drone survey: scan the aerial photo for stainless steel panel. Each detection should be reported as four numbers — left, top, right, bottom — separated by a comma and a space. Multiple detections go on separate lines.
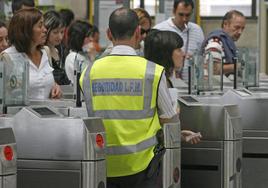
179, 101, 241, 141
0, 128, 16, 176
17, 160, 106, 188
0, 144, 17, 175
0, 116, 14, 129
178, 95, 242, 188
17, 160, 82, 170
224, 140, 242, 188
3, 175, 16, 188
181, 147, 223, 188
243, 137, 268, 153
30, 99, 77, 108
182, 140, 223, 148
222, 90, 268, 130
162, 119, 181, 188
163, 120, 181, 148
84, 118, 106, 160
0, 128, 15, 145
69, 107, 88, 118
163, 149, 180, 188
17, 168, 81, 188
12, 107, 105, 160
82, 160, 106, 188
242, 158, 268, 188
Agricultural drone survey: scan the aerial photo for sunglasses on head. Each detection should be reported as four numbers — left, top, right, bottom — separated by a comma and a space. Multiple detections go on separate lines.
178, 13, 192, 17
141, 28, 151, 35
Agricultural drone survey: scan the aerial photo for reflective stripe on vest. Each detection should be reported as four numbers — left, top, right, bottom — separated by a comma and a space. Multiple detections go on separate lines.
105, 135, 157, 155
81, 56, 163, 176
83, 60, 156, 119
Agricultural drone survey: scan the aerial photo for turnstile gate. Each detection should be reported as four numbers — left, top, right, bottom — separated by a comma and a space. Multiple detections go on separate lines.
3, 94, 183, 188
221, 89, 268, 188
0, 127, 17, 188
2, 106, 106, 188
162, 117, 181, 188
178, 96, 242, 188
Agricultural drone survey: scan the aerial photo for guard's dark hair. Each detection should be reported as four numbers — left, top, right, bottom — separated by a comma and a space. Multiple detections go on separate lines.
109, 7, 139, 40
8, 8, 42, 54
44, 10, 64, 37
173, 0, 194, 10
11, 0, 35, 13
68, 20, 93, 52
144, 30, 184, 78
59, 9, 74, 27
221, 10, 245, 28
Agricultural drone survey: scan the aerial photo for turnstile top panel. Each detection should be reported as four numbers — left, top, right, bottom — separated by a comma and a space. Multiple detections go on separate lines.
178, 96, 241, 141
222, 89, 268, 130
11, 106, 105, 160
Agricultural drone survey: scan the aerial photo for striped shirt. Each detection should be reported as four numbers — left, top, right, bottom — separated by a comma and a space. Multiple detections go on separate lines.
204, 37, 224, 64
154, 17, 204, 81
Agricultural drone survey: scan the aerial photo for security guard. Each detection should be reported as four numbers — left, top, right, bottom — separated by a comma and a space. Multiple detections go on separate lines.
80, 7, 177, 188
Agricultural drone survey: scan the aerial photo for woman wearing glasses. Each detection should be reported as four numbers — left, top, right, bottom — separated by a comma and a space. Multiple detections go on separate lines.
100, 8, 152, 58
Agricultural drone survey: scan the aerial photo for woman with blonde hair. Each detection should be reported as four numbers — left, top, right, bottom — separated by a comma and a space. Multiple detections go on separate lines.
101, 7, 152, 57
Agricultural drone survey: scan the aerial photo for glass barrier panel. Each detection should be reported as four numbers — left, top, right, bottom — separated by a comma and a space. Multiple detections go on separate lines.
1, 52, 29, 106
195, 52, 223, 92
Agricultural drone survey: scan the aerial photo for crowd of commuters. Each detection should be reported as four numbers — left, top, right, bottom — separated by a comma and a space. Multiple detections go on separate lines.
0, 0, 247, 187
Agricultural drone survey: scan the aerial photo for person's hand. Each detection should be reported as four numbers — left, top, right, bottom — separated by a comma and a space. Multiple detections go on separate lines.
50, 83, 62, 99
181, 130, 202, 144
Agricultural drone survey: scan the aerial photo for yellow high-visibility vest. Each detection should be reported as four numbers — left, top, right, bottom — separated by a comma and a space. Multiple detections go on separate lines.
80, 55, 163, 177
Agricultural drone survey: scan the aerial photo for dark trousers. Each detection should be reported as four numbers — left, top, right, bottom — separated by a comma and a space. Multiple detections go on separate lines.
107, 158, 162, 188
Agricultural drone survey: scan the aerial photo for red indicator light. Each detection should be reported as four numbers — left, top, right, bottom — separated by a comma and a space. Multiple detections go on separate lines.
96, 134, 104, 148
3, 146, 13, 161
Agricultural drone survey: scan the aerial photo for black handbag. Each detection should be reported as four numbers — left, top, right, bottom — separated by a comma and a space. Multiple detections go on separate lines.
52, 60, 71, 85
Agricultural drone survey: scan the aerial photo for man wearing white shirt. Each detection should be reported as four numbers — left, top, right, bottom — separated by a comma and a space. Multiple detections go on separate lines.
154, 0, 204, 80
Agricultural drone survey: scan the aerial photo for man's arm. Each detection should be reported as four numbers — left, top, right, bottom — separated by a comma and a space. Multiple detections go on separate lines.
223, 64, 234, 74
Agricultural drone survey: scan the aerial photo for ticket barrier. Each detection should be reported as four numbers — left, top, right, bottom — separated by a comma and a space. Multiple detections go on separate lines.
0, 127, 16, 188
221, 89, 268, 188
1, 106, 106, 188
21, 101, 182, 188
161, 117, 181, 188
178, 96, 242, 188
46, 103, 181, 188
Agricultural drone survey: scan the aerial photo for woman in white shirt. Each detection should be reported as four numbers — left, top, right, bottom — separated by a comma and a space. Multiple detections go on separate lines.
3, 8, 61, 100
65, 20, 93, 84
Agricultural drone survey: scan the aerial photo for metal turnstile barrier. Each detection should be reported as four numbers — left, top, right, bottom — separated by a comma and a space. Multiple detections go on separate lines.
0, 127, 17, 188
221, 89, 268, 188
178, 96, 242, 188
2, 106, 106, 188
4, 98, 182, 188
162, 117, 181, 188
